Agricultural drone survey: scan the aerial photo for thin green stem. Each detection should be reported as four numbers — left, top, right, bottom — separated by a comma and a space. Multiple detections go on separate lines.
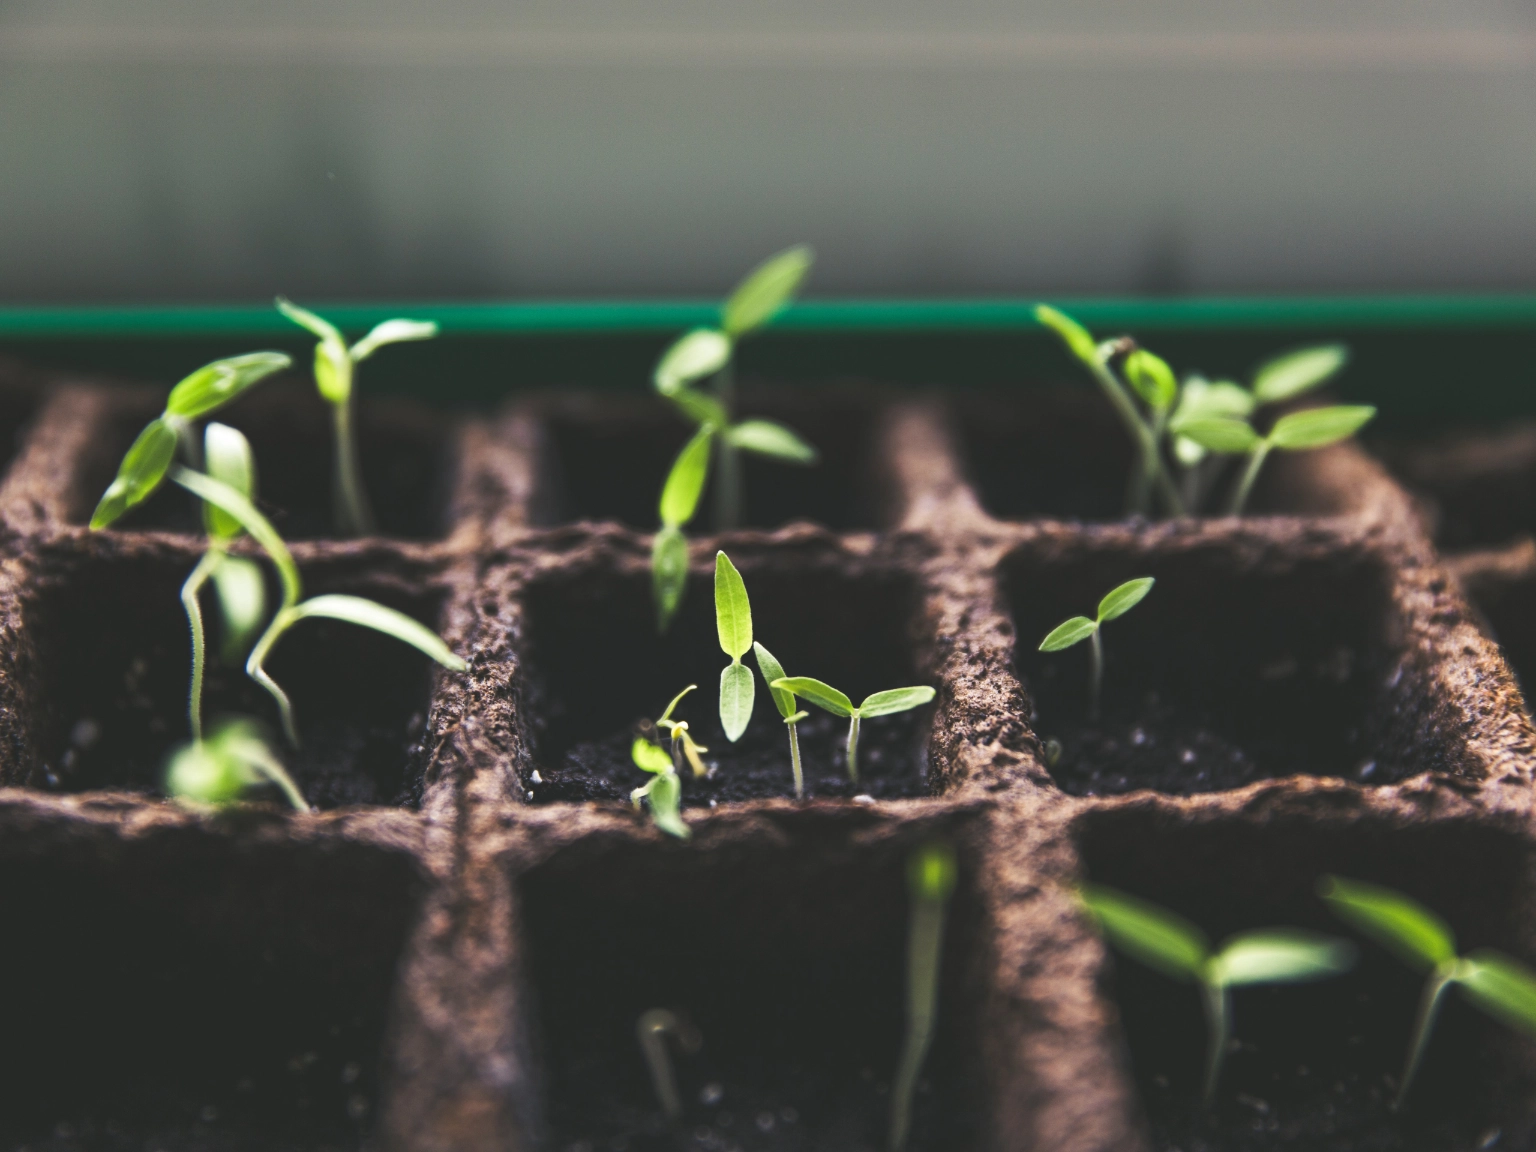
247, 607, 301, 746
180, 548, 223, 742
1396, 964, 1457, 1110
1229, 442, 1273, 516
1202, 978, 1231, 1106
332, 393, 375, 537
788, 719, 804, 799
1087, 359, 1185, 518
846, 713, 862, 784
713, 359, 741, 530
890, 891, 948, 1151
1089, 627, 1104, 722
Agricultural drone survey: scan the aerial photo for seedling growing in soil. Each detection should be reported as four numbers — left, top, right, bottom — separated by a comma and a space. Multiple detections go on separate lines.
631, 737, 690, 839
653, 426, 713, 630
276, 298, 438, 537
753, 642, 809, 798
652, 684, 709, 778
1320, 875, 1536, 1109
166, 717, 308, 812
1080, 883, 1356, 1104
1038, 577, 1154, 721
636, 1008, 702, 1118
770, 677, 935, 784
890, 842, 958, 1152
715, 551, 756, 742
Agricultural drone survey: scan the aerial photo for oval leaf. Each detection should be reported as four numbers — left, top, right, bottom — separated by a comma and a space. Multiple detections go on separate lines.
1035, 304, 1099, 364
859, 686, 936, 718
1173, 377, 1256, 425
655, 328, 732, 395
632, 737, 675, 775
203, 422, 256, 540
753, 641, 795, 719
719, 661, 755, 743
1252, 345, 1348, 406
722, 245, 813, 336
1458, 951, 1536, 1036
659, 427, 715, 528
1211, 930, 1356, 987
170, 466, 301, 607
312, 342, 351, 404
1039, 616, 1096, 653
286, 594, 467, 670
714, 551, 752, 659
771, 676, 854, 718
1098, 577, 1155, 623
726, 419, 819, 464
651, 526, 690, 632
1268, 405, 1376, 451
1124, 350, 1177, 411
166, 738, 249, 806
646, 770, 691, 839
90, 417, 179, 529
211, 555, 267, 657
1176, 417, 1261, 455
165, 352, 292, 420
350, 318, 438, 362
1318, 876, 1456, 971
1078, 884, 1208, 981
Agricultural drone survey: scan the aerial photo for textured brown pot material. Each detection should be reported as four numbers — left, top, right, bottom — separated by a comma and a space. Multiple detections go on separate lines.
0, 360, 1531, 1152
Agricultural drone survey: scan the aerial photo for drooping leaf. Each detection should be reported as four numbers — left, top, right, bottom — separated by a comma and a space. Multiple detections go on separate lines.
668, 387, 729, 429
211, 718, 308, 811
657, 684, 697, 725
1211, 930, 1357, 987
652, 525, 690, 631
165, 352, 292, 420
909, 842, 958, 902
350, 318, 438, 362
211, 555, 267, 658
1078, 884, 1209, 981
203, 422, 256, 540
285, 594, 467, 670
90, 417, 179, 528
646, 770, 691, 840
753, 641, 795, 719
659, 427, 715, 528
1035, 305, 1099, 365
170, 467, 301, 607
1458, 952, 1536, 1036
1176, 417, 1262, 455
1318, 876, 1457, 971
632, 737, 675, 775
771, 676, 855, 718
859, 686, 936, 717
1267, 405, 1376, 451
722, 245, 813, 336
275, 297, 345, 346
714, 551, 753, 659
1039, 616, 1097, 652
1097, 577, 1155, 623
655, 328, 732, 395
719, 661, 755, 742
725, 419, 818, 464
1124, 350, 1177, 411
1252, 345, 1348, 406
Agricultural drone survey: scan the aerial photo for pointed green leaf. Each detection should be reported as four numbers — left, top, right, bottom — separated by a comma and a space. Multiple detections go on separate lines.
714, 551, 752, 659
285, 594, 467, 670
859, 686, 936, 717
722, 245, 813, 336
659, 427, 715, 528
771, 676, 854, 718
667, 387, 728, 429
1097, 577, 1155, 623
211, 555, 267, 657
1035, 304, 1099, 365
753, 641, 795, 719
657, 684, 697, 726
165, 352, 292, 420
1124, 350, 1177, 411
1252, 345, 1348, 406
1268, 405, 1376, 451
1039, 616, 1096, 652
203, 422, 256, 540
719, 661, 755, 742
646, 770, 691, 839
1078, 884, 1209, 981
275, 297, 344, 346
1176, 417, 1262, 455
1458, 952, 1536, 1036
655, 328, 732, 395
632, 737, 675, 775
1211, 930, 1356, 987
90, 417, 179, 528
651, 525, 690, 632
1318, 876, 1457, 971
725, 419, 818, 464
170, 466, 301, 607
350, 318, 438, 362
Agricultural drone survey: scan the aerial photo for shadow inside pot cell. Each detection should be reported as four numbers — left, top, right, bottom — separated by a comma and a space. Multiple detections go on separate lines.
1076, 807, 1536, 1151
515, 559, 934, 804
0, 822, 421, 1150
515, 827, 986, 1151
19, 550, 446, 809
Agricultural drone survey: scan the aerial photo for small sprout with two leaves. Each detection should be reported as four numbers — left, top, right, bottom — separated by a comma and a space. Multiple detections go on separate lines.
1038, 577, 1154, 722
1079, 883, 1356, 1104
652, 684, 710, 778
636, 1008, 702, 1120
770, 677, 935, 784
165, 717, 309, 812
714, 551, 756, 743
276, 298, 438, 537
890, 842, 958, 1152
1320, 875, 1536, 1110
753, 641, 808, 798
631, 736, 690, 840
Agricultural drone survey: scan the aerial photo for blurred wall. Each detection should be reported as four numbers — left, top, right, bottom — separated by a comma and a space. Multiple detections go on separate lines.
2, 0, 1536, 301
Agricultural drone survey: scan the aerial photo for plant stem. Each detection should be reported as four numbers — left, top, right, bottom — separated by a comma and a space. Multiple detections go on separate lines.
1089, 628, 1104, 722
788, 719, 804, 798
1228, 443, 1273, 516
846, 713, 862, 784
713, 360, 741, 530
247, 607, 301, 745
1202, 978, 1231, 1106
331, 394, 375, 537
1396, 963, 1457, 1110
1088, 359, 1185, 518
637, 1008, 698, 1120
890, 878, 950, 1152
180, 548, 223, 742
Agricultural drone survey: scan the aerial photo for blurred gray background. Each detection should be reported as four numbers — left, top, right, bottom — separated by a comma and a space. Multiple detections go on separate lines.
2, 0, 1536, 302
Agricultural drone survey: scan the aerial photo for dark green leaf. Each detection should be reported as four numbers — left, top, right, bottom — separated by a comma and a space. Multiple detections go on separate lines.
1035, 304, 1099, 364
725, 420, 818, 463
1079, 884, 1208, 981
1458, 951, 1536, 1036
632, 737, 674, 775
719, 661, 755, 742
1252, 345, 1348, 406
1097, 577, 1155, 623
286, 594, 467, 670
1318, 876, 1456, 971
651, 525, 690, 631
165, 352, 292, 419
722, 245, 813, 336
771, 676, 854, 718
753, 641, 795, 719
90, 417, 179, 528
1039, 616, 1096, 652
859, 686, 936, 717
1176, 417, 1262, 455
1211, 930, 1356, 987
1268, 406, 1376, 451
654, 328, 731, 394
714, 551, 753, 659
659, 427, 715, 528
1124, 350, 1177, 411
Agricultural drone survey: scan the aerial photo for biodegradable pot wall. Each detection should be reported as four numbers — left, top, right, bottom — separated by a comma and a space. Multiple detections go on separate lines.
0, 359, 1531, 1152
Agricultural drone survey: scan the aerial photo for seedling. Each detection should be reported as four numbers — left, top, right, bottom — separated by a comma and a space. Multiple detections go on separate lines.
770, 677, 935, 784
1038, 577, 1154, 721
1320, 875, 1536, 1109
636, 1008, 702, 1118
652, 426, 712, 630
651, 684, 710, 778
890, 842, 957, 1152
1079, 883, 1356, 1104
753, 641, 809, 798
715, 551, 755, 742
276, 298, 438, 537
631, 736, 689, 840
166, 717, 308, 812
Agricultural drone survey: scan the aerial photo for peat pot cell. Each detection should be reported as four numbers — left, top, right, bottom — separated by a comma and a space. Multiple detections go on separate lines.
515, 828, 986, 1151
0, 827, 421, 1151
1377, 425, 1536, 553
517, 562, 933, 804
1077, 808, 1536, 1151
23, 552, 445, 808
1460, 571, 1536, 697
1006, 544, 1413, 796
531, 389, 886, 531
73, 382, 452, 540
0, 373, 39, 487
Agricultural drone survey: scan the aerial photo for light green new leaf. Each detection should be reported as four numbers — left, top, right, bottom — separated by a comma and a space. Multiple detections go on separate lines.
646, 771, 690, 839
632, 737, 675, 775
1318, 876, 1456, 971
668, 387, 729, 429
286, 594, 467, 670
90, 417, 179, 528
275, 297, 344, 346
655, 328, 732, 395
659, 427, 715, 528
1173, 378, 1256, 425
165, 352, 292, 420
1124, 350, 1177, 411
211, 555, 267, 657
910, 842, 958, 901
652, 525, 690, 631
725, 420, 818, 464
166, 737, 247, 805
1039, 616, 1096, 652
312, 342, 351, 404
722, 245, 813, 336
1079, 884, 1208, 981
1212, 930, 1356, 987
1098, 577, 1154, 622
753, 642, 795, 719
1035, 305, 1099, 364
658, 684, 697, 725
719, 662, 755, 742
1268, 406, 1376, 451
1459, 952, 1536, 1036
714, 551, 752, 658
1252, 345, 1348, 406
203, 422, 255, 540
1177, 417, 1262, 455
771, 677, 854, 718
350, 318, 438, 362
170, 467, 301, 606
859, 686, 936, 717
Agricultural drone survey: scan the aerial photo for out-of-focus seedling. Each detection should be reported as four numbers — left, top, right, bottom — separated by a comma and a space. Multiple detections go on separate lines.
715, 551, 756, 742
1080, 883, 1356, 1104
652, 684, 709, 778
753, 641, 808, 798
653, 426, 713, 630
276, 298, 438, 537
636, 1008, 702, 1119
1038, 577, 1154, 722
631, 737, 690, 839
890, 842, 958, 1152
770, 676, 935, 783
166, 717, 308, 812
1320, 875, 1536, 1110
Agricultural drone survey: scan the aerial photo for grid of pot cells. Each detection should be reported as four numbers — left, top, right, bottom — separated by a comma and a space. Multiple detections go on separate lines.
0, 362, 1532, 1152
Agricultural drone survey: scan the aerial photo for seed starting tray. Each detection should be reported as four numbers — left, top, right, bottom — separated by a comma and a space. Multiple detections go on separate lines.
0, 357, 1532, 1152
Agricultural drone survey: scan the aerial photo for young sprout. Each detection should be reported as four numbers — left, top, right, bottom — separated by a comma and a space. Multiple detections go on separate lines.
1080, 883, 1356, 1104
276, 298, 438, 537
1320, 875, 1536, 1109
890, 842, 958, 1152
653, 684, 709, 778
636, 1008, 702, 1119
753, 642, 808, 798
166, 717, 308, 812
1038, 577, 1154, 722
715, 551, 755, 742
770, 677, 935, 784
631, 737, 689, 840
652, 426, 712, 630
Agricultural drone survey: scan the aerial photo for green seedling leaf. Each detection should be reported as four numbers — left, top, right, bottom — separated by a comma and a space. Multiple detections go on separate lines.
285, 594, 467, 671
725, 419, 818, 463
350, 318, 438, 362
1079, 884, 1208, 981
772, 677, 855, 718
1318, 876, 1456, 971
910, 842, 958, 901
1124, 349, 1177, 411
1267, 405, 1376, 451
167, 718, 307, 811
647, 770, 690, 839
652, 525, 690, 631
655, 328, 732, 395
1459, 952, 1536, 1035
722, 245, 813, 336
668, 387, 729, 429
1177, 417, 1262, 454
171, 467, 301, 607
1035, 304, 1099, 364
1039, 616, 1096, 652
714, 551, 752, 659
312, 342, 350, 405
211, 555, 267, 658
859, 686, 936, 718
1211, 931, 1357, 987
1173, 377, 1256, 425
1252, 344, 1348, 406
165, 352, 292, 420
753, 642, 795, 719
1097, 577, 1155, 622
719, 661, 754, 743
90, 417, 179, 528
275, 297, 345, 346
659, 427, 715, 528
203, 422, 255, 540
632, 737, 675, 775
658, 684, 697, 726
